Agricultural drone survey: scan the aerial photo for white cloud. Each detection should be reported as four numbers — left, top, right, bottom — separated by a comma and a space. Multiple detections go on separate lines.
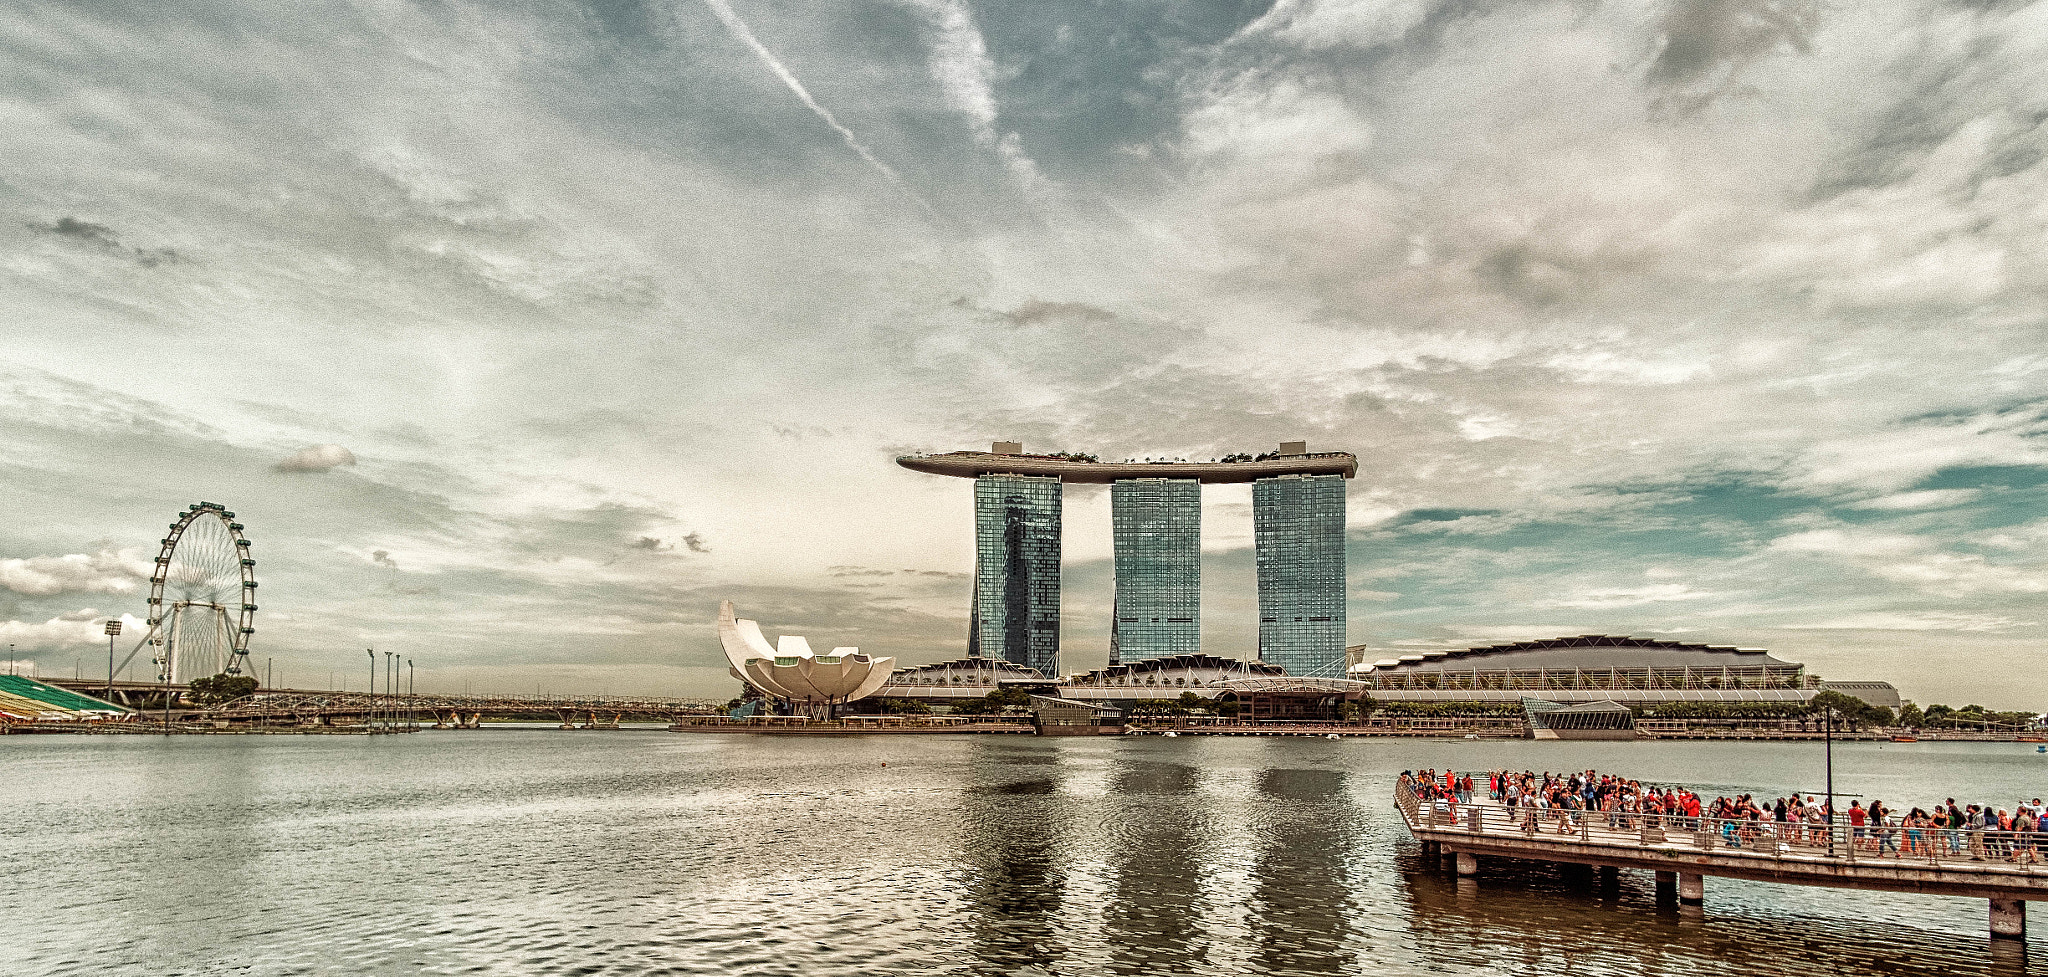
274, 444, 358, 473
1767, 527, 2048, 595
1535, 583, 1718, 610
0, 611, 144, 651
1247, 0, 1447, 52
1849, 488, 1981, 510
0, 550, 150, 596
1789, 611, 2034, 633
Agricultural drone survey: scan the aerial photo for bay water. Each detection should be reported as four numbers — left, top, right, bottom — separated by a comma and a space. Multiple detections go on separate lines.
3, 733, 2044, 975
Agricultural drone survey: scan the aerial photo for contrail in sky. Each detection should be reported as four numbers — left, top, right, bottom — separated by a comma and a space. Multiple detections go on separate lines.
700, 0, 932, 212
906, 0, 1048, 199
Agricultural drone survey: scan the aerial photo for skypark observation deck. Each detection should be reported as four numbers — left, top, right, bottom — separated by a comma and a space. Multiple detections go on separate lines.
895, 449, 1359, 483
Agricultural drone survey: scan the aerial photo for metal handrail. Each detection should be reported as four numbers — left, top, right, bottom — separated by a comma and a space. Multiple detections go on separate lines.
1396, 778, 2046, 875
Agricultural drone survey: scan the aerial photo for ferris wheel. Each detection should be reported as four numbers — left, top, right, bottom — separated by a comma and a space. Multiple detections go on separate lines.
141, 502, 258, 684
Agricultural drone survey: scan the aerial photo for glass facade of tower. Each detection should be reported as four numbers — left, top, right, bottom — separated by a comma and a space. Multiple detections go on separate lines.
1110, 479, 1201, 664
1253, 474, 1347, 676
971, 475, 1063, 677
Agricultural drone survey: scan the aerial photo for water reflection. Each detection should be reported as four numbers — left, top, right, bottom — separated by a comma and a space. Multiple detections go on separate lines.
960, 741, 1069, 971
1248, 767, 1359, 976
1102, 756, 1209, 974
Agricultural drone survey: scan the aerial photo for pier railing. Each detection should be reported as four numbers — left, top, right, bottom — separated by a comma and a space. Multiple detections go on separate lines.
1396, 776, 2047, 875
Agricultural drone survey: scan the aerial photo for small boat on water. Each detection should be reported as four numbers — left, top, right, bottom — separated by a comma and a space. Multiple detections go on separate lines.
2018, 735, 2047, 743
1891, 735, 1919, 743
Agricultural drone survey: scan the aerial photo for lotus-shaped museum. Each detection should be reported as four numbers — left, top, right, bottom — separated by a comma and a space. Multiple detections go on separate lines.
718, 601, 895, 716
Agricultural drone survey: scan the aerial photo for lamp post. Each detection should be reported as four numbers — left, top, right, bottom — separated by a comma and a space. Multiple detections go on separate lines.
384, 652, 395, 733
1823, 702, 1837, 857
367, 648, 376, 731
407, 658, 414, 731
104, 620, 123, 699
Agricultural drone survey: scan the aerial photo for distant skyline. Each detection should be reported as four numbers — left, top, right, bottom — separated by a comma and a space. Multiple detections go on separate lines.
5, 0, 2048, 707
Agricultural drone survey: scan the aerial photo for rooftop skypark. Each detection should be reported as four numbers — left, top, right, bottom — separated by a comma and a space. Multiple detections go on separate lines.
896, 440, 1358, 484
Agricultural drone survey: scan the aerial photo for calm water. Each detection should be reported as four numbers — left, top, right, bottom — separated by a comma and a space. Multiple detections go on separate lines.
3, 733, 2045, 976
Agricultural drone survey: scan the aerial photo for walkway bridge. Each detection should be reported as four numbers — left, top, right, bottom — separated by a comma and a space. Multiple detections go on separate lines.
40, 679, 724, 728
1397, 774, 2047, 942
202, 690, 725, 727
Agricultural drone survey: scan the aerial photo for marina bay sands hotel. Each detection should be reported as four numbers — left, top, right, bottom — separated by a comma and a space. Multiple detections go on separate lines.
897, 441, 1356, 679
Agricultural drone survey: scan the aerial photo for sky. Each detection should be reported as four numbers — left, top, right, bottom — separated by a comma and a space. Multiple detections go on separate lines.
4, 0, 2048, 707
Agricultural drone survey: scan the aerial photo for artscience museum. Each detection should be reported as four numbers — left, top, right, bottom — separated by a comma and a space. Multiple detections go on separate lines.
717, 600, 894, 718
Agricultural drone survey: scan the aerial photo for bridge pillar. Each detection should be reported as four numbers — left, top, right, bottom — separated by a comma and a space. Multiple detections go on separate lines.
558, 709, 576, 730
1439, 847, 1456, 871
1678, 872, 1704, 905
1990, 898, 2026, 940
1599, 865, 1619, 890
1421, 840, 1439, 860
1655, 871, 1676, 903
464, 711, 482, 729
1455, 851, 1478, 876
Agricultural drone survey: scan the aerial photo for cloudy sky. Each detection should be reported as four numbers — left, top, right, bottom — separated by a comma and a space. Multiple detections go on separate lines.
5, 0, 2048, 706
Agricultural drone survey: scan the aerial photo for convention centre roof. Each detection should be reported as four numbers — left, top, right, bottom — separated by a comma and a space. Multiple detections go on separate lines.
1351, 635, 1797, 674
897, 441, 1357, 484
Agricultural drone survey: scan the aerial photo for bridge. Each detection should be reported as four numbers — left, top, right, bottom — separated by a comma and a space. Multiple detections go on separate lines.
1396, 774, 2046, 942
42, 679, 724, 729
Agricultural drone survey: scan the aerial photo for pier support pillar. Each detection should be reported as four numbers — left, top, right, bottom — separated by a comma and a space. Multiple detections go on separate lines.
1990, 899, 2026, 940
1678, 873, 1704, 905
1422, 841, 1439, 860
1439, 847, 1456, 872
1455, 851, 1478, 876
1655, 871, 1676, 903
1599, 865, 1619, 890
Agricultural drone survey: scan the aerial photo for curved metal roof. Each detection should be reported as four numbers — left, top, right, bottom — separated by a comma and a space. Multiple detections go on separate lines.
896, 450, 1357, 484
1367, 688, 1816, 704
1068, 654, 1283, 684
1351, 635, 1797, 673
891, 657, 1047, 680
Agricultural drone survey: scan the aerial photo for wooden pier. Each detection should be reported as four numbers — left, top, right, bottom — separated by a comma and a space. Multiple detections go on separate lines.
1397, 776, 2047, 941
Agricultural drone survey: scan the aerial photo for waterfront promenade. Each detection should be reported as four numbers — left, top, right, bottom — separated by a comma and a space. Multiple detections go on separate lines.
1396, 774, 2047, 940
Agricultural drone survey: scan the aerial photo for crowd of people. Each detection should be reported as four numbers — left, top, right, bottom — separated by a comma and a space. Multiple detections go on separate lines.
1398, 768, 2046, 863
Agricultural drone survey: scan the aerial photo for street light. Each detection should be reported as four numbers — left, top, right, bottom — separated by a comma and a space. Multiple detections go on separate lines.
367, 648, 376, 731
104, 620, 123, 699
407, 658, 414, 731
1822, 701, 1837, 857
